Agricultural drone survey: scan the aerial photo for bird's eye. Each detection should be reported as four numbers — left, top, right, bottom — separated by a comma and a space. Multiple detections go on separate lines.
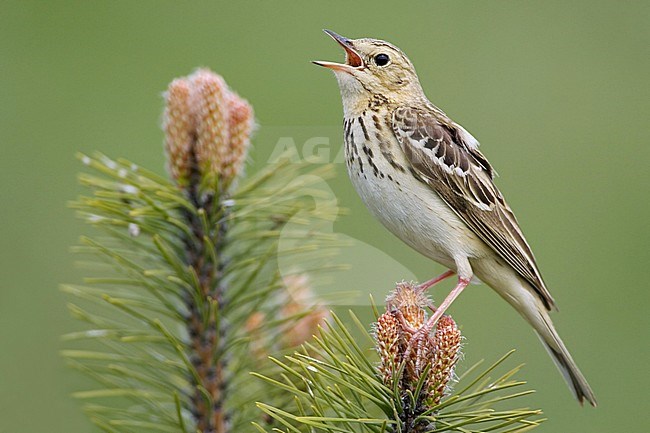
374, 53, 390, 66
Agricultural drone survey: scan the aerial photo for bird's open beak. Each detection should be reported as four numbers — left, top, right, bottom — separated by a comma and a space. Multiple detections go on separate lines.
313, 29, 364, 73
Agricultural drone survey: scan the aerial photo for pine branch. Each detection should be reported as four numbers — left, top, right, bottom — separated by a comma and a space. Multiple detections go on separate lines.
63, 69, 335, 433
254, 283, 544, 433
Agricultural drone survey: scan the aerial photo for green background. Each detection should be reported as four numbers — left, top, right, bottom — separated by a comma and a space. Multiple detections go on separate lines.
1, 1, 648, 431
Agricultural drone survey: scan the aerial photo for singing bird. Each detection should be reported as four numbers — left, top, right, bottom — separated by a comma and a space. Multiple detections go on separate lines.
314, 30, 596, 406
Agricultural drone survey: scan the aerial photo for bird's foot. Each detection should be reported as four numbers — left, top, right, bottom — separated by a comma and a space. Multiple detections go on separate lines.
403, 320, 437, 375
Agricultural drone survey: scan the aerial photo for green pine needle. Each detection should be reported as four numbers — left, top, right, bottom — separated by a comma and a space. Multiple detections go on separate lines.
254, 311, 543, 433
63, 152, 339, 432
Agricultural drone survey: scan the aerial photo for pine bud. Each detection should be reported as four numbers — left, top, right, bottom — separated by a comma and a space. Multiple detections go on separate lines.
426, 315, 462, 406
375, 311, 401, 386
163, 78, 193, 185
281, 274, 329, 348
386, 281, 427, 330
373, 282, 462, 412
189, 69, 231, 183
223, 92, 254, 186
162, 68, 254, 190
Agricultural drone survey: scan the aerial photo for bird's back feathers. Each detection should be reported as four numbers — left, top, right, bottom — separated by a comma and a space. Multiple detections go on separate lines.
392, 106, 556, 310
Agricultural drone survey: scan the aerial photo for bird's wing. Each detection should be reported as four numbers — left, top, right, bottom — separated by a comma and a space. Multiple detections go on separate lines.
392, 106, 555, 310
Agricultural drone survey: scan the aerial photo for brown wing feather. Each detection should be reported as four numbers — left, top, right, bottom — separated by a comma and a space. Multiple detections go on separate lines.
392, 106, 556, 310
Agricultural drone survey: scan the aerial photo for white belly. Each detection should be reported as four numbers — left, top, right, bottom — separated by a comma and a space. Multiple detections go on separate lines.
344, 115, 486, 270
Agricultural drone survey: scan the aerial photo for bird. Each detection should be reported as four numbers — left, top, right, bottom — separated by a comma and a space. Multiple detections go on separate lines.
313, 29, 596, 406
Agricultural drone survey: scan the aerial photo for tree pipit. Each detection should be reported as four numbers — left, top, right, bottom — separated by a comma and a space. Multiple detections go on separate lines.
314, 30, 596, 406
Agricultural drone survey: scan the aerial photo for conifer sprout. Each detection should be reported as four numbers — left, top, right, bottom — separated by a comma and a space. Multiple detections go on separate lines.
376, 282, 462, 431
65, 68, 338, 433
246, 273, 329, 360
163, 68, 253, 189
255, 282, 543, 433
163, 78, 193, 184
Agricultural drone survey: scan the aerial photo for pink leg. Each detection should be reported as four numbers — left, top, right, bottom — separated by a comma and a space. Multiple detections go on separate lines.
415, 270, 455, 293
404, 276, 471, 368
426, 277, 470, 327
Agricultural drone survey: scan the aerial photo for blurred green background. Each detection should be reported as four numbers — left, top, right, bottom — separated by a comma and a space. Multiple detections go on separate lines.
1, 1, 648, 431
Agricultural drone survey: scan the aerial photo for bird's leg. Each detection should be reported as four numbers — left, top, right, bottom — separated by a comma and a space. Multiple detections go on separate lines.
406, 276, 471, 356
427, 276, 470, 326
415, 270, 455, 293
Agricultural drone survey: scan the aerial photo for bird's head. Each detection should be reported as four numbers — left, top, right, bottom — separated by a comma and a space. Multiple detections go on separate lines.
314, 30, 424, 114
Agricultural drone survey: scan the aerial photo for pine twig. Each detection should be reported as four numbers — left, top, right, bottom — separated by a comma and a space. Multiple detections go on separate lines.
255, 282, 544, 433
64, 69, 334, 433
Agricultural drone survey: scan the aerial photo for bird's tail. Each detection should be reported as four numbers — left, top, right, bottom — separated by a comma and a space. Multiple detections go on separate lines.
533, 308, 597, 406
499, 282, 598, 406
